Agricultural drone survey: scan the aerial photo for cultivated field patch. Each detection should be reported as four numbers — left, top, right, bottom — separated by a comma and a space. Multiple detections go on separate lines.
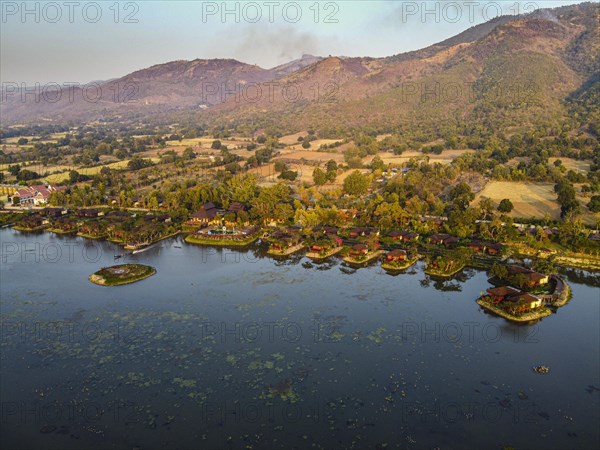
548, 158, 592, 174
367, 149, 474, 166
474, 181, 561, 220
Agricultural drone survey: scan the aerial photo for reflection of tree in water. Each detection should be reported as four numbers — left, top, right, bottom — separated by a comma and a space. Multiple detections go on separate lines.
420, 275, 464, 292
559, 267, 600, 288
249, 242, 269, 260
455, 267, 476, 283
339, 266, 358, 275
273, 253, 304, 267
433, 279, 462, 292
303, 260, 337, 271
383, 270, 403, 277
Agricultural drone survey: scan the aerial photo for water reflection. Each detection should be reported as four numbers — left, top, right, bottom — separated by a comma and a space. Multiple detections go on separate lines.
0, 230, 598, 450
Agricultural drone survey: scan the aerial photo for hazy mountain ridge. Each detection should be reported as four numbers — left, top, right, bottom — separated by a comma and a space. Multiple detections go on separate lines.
209, 2, 598, 133
1, 2, 597, 132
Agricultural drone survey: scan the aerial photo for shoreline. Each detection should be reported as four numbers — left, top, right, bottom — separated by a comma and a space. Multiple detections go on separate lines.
185, 233, 261, 247
124, 231, 181, 250
306, 246, 344, 260
476, 298, 552, 323
89, 264, 156, 286
78, 232, 108, 240
343, 250, 384, 265
513, 244, 600, 271
425, 263, 466, 278
551, 276, 572, 307
12, 225, 47, 232
381, 257, 419, 272
47, 227, 77, 235
3, 223, 600, 272
267, 243, 306, 256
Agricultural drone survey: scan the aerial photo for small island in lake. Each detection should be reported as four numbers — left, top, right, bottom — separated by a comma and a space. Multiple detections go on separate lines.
266, 227, 306, 256
381, 249, 419, 271
89, 264, 156, 286
476, 265, 571, 322
343, 244, 385, 265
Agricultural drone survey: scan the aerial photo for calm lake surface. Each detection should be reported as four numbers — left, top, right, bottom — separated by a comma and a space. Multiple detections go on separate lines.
1, 229, 599, 450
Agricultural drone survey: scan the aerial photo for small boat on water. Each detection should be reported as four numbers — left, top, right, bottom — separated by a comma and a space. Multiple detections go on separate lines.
533, 365, 549, 374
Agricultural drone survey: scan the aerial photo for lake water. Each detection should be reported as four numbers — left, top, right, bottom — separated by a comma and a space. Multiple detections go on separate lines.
1, 229, 599, 450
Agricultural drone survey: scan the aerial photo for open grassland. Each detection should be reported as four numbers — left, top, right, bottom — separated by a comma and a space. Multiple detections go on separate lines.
283, 139, 341, 152
308, 139, 341, 149
293, 164, 322, 184
279, 132, 308, 145
247, 161, 359, 187
164, 137, 213, 147
474, 181, 561, 220
165, 137, 252, 149
475, 181, 599, 225
274, 149, 345, 164
246, 163, 277, 180
41, 159, 158, 184
366, 149, 475, 166
0, 161, 35, 171
548, 158, 592, 174
575, 189, 600, 225
138, 146, 227, 159
4, 135, 59, 145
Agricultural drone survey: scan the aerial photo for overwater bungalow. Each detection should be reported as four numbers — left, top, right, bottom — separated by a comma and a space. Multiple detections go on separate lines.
15, 214, 47, 230
388, 230, 403, 240
400, 232, 419, 242
310, 235, 343, 253
507, 265, 549, 287
485, 286, 522, 304
41, 207, 67, 218
76, 209, 102, 218
468, 240, 503, 255
349, 243, 369, 257
312, 225, 339, 236
479, 286, 545, 316
308, 242, 343, 259
267, 228, 304, 255
386, 249, 407, 262
348, 227, 379, 238
106, 210, 131, 220
428, 233, 459, 247
49, 216, 78, 233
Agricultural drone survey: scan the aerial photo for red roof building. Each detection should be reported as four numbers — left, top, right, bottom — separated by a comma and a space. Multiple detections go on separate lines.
11, 185, 65, 206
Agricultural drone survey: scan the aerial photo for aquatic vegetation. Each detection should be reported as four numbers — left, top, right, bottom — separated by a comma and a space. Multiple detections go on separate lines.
225, 354, 239, 365
264, 361, 275, 369
265, 379, 299, 403
172, 378, 197, 388
367, 327, 387, 344
2, 232, 598, 449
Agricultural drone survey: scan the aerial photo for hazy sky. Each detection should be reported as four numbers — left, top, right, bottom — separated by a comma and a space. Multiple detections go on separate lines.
1, 0, 585, 84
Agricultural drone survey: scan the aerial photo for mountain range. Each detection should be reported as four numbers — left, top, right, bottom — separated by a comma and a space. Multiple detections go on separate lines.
1, 2, 598, 135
